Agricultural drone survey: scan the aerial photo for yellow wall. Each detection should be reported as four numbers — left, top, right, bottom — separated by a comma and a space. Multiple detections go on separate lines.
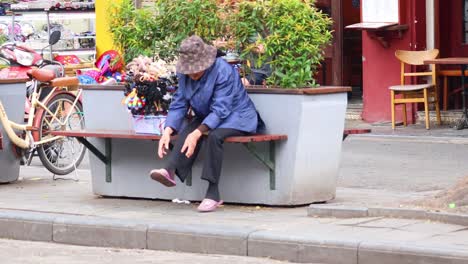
96, 0, 122, 57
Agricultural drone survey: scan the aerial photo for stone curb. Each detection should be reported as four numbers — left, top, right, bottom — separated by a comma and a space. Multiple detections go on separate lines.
308, 205, 468, 226
147, 222, 256, 256
53, 215, 148, 249
350, 133, 468, 145
0, 209, 467, 264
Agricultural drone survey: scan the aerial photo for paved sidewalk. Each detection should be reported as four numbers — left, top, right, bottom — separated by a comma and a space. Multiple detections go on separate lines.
2, 123, 468, 263
0, 165, 466, 264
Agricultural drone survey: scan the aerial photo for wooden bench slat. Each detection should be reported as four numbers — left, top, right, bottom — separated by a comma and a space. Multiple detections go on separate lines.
51, 130, 162, 140
342, 128, 371, 141
50, 129, 288, 142
343, 128, 372, 135
225, 134, 288, 143
52, 129, 369, 141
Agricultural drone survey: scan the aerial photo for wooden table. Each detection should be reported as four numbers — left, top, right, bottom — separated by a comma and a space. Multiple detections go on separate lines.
424, 58, 468, 129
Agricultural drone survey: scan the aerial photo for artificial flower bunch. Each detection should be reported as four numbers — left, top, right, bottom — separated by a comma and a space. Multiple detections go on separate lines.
123, 55, 177, 116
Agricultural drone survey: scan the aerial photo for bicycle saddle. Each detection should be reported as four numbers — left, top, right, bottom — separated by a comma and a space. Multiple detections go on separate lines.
27, 68, 56, 82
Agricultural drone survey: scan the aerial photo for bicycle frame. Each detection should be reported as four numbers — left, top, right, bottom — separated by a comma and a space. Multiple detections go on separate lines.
0, 96, 32, 149
0, 79, 82, 150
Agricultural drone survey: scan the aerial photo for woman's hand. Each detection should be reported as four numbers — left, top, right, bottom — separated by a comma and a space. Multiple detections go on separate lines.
181, 129, 202, 158
158, 127, 173, 158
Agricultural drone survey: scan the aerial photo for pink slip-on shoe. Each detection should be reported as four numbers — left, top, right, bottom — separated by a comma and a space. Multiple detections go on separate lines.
149, 168, 176, 187
197, 198, 223, 212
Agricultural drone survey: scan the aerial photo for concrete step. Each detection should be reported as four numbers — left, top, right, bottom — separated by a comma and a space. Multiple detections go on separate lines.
346, 105, 363, 120
416, 110, 463, 125
346, 105, 464, 126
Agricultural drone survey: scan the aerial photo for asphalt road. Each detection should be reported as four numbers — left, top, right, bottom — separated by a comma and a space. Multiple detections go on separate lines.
339, 135, 468, 192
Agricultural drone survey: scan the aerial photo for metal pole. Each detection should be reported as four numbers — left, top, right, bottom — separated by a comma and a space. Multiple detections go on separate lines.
463, 65, 467, 123
455, 64, 468, 130
46, 10, 52, 60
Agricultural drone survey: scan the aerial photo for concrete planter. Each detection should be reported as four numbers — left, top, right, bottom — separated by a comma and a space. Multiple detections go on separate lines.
0, 79, 28, 183
81, 85, 349, 205
247, 87, 349, 204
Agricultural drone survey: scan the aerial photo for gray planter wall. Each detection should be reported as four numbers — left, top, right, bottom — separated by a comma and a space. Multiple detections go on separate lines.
0, 81, 27, 183
250, 92, 347, 203
82, 86, 347, 205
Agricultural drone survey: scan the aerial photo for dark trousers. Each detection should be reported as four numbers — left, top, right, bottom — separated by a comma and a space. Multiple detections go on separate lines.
166, 119, 248, 187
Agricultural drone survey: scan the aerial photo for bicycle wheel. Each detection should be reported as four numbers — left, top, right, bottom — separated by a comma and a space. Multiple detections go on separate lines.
36, 93, 85, 175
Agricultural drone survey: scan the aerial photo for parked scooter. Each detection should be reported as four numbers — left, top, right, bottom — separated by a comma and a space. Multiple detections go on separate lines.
0, 30, 64, 80
0, 31, 64, 120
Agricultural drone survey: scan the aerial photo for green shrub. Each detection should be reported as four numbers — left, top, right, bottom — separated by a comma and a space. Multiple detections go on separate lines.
230, 0, 333, 88
152, 0, 226, 61
109, 0, 160, 63
109, 0, 333, 88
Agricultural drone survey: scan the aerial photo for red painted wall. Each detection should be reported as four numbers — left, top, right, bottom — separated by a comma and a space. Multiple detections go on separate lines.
361, 0, 426, 123
361, 31, 412, 122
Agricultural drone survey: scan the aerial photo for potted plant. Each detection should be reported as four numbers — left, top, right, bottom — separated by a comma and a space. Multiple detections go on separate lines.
151, 0, 225, 60
224, 0, 350, 204
109, 0, 160, 63
90, 0, 351, 205
229, 0, 333, 88
109, 0, 227, 63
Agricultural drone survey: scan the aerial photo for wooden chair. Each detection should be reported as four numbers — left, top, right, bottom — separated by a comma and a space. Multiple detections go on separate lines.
389, 49, 441, 129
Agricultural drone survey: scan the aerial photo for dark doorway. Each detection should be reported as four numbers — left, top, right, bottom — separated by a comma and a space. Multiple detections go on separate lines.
438, 0, 468, 58
315, 0, 362, 92
342, 0, 362, 102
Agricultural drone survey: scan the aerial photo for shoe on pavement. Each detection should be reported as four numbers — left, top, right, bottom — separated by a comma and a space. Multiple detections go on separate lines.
197, 198, 223, 212
149, 168, 176, 187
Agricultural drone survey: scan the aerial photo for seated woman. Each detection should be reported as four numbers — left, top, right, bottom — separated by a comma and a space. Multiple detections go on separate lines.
149, 35, 265, 213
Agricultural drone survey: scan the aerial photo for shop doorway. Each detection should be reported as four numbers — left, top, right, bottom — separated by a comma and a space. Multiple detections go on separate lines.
315, 0, 362, 93
342, 0, 362, 104
314, 0, 362, 118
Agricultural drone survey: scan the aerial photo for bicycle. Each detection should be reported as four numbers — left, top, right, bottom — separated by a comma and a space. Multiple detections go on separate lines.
0, 67, 86, 176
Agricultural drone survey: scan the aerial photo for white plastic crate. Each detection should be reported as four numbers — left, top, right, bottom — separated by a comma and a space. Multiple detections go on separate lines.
132, 115, 166, 135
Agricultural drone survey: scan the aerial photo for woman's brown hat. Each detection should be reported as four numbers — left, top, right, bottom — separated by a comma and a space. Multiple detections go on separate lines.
176, 35, 217, 74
